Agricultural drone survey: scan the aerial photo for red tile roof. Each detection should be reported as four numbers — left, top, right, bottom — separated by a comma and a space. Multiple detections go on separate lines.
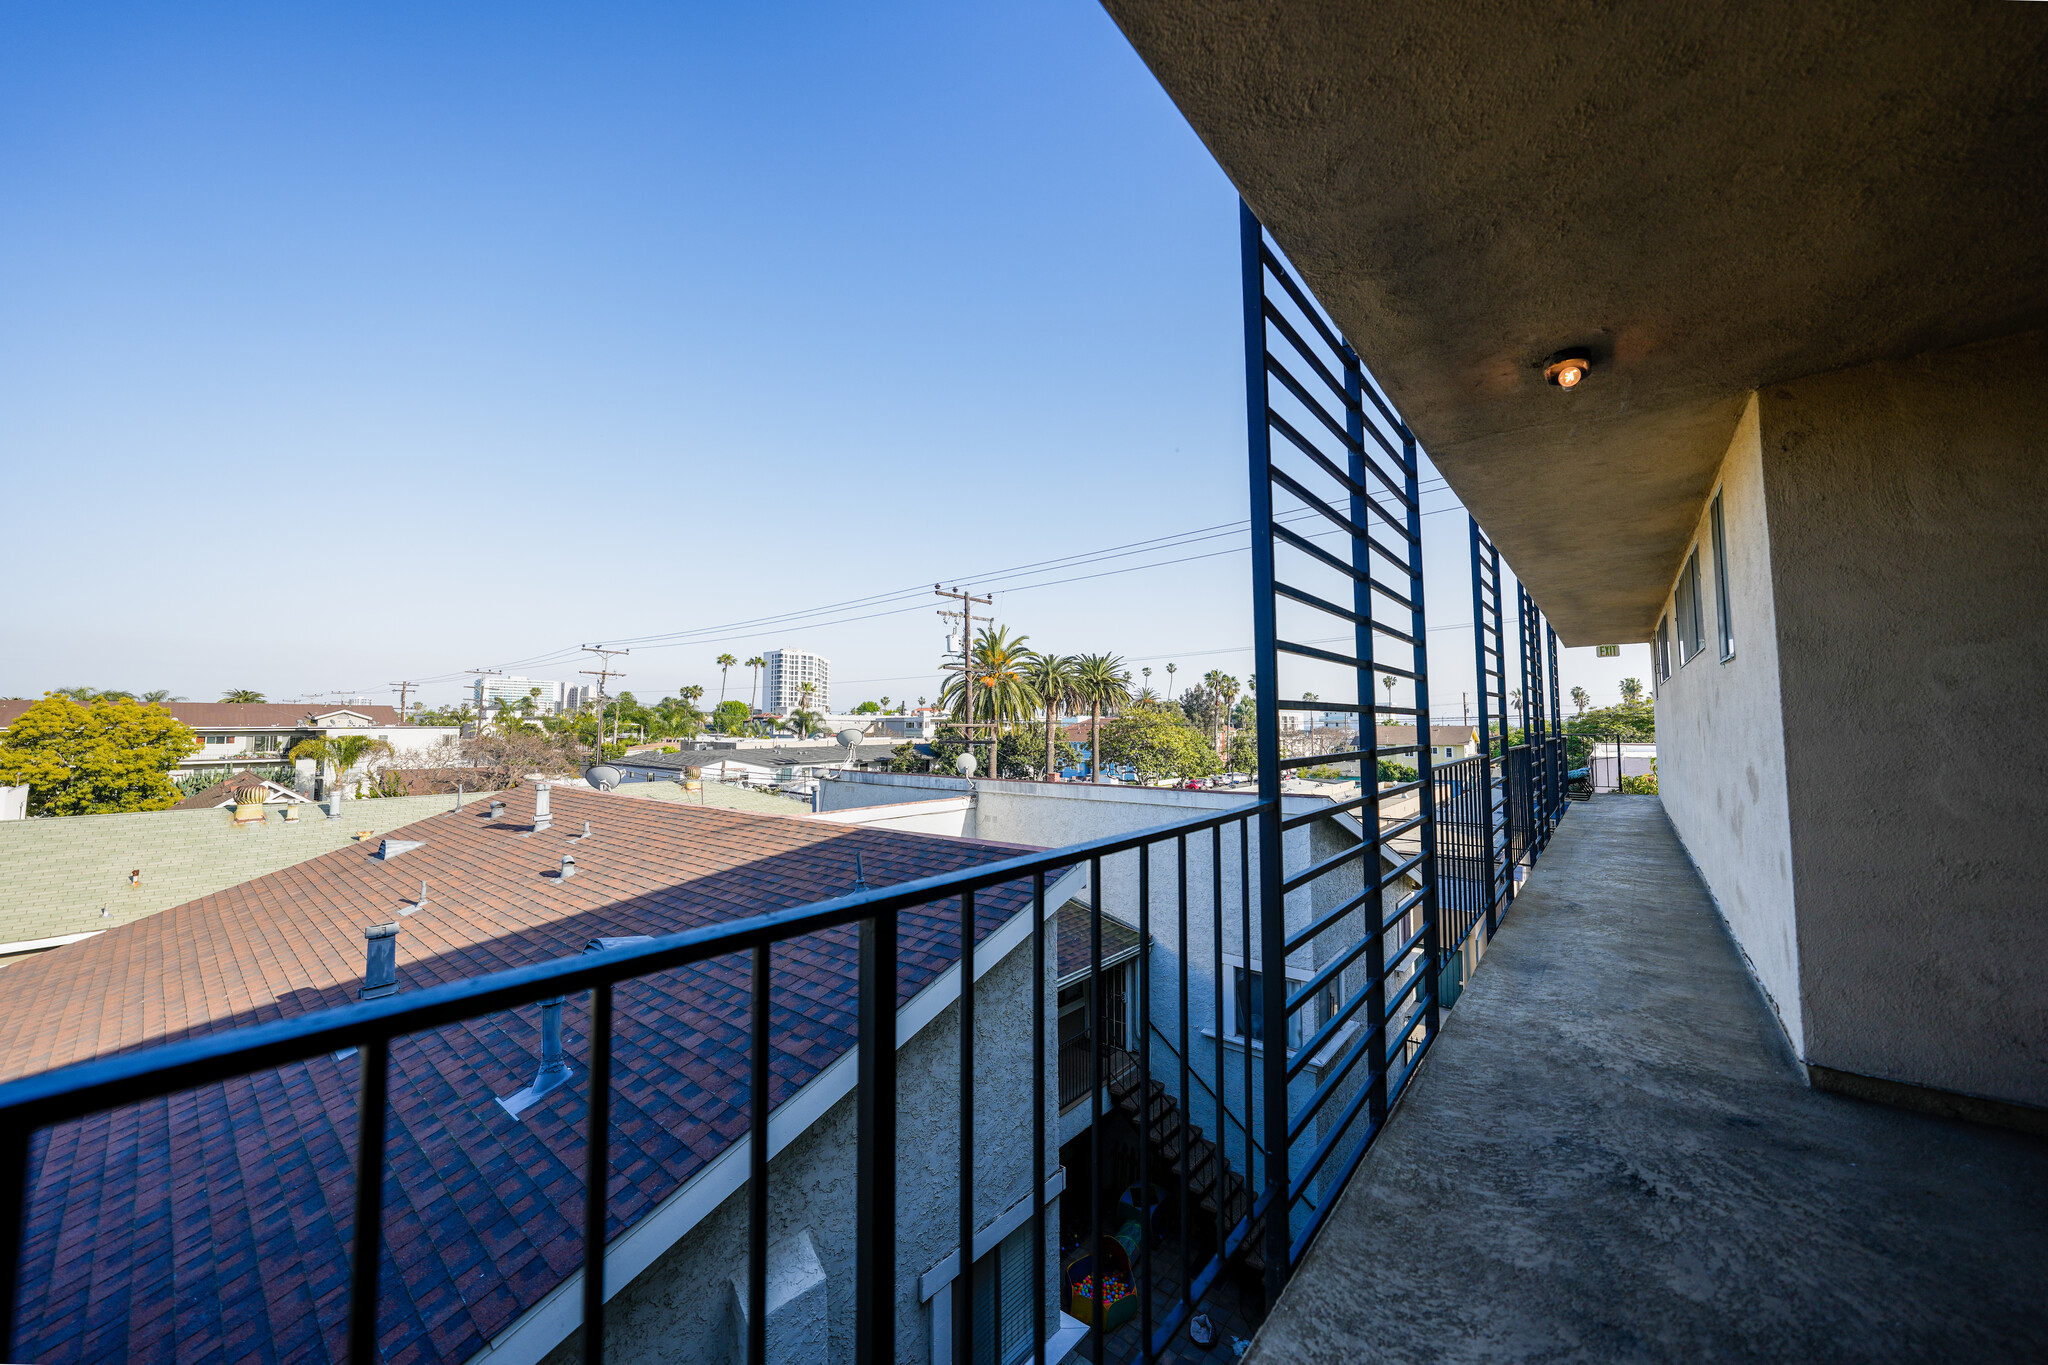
1, 784, 1049, 1365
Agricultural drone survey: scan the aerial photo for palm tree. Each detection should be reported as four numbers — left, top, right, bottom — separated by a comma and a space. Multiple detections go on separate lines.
1619, 677, 1644, 703
1382, 674, 1397, 713
220, 689, 265, 703
1570, 686, 1591, 716
1026, 652, 1079, 778
716, 654, 738, 704
784, 708, 822, 739
938, 627, 1039, 729
289, 734, 394, 799
1213, 673, 1240, 748
1071, 653, 1132, 782
1164, 662, 1177, 700
140, 690, 183, 705
746, 657, 767, 714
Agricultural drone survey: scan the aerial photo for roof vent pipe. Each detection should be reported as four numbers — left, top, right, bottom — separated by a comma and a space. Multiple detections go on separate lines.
532, 781, 552, 832
489, 799, 505, 820
361, 923, 400, 999
559, 854, 576, 879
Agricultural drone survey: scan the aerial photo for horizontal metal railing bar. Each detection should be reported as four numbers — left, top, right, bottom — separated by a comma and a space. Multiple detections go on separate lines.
1261, 300, 1353, 409
1277, 747, 1383, 772
1267, 411, 1370, 503
1266, 354, 1359, 454
1280, 791, 1370, 829
1288, 1000, 1432, 1242
0, 800, 1274, 1129
1270, 520, 1373, 589
1282, 862, 1426, 997
1258, 245, 1347, 362
1279, 838, 1369, 894
1277, 640, 1420, 679
1272, 580, 1370, 629
1287, 941, 1430, 1125
1373, 778, 1425, 800
1268, 466, 1378, 546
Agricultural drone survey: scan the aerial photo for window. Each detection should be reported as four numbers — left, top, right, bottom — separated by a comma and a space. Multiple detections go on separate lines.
1674, 549, 1705, 665
1655, 615, 1672, 682
1711, 492, 1735, 661
967, 1222, 1036, 1364
1225, 963, 1337, 1050
206, 734, 232, 745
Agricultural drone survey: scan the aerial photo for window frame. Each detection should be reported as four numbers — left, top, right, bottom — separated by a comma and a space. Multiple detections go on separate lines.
1674, 547, 1705, 666
1711, 491, 1735, 662
1216, 953, 1342, 1056
1655, 614, 1672, 682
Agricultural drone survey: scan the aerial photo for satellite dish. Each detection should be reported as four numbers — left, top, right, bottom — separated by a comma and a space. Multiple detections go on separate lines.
836, 727, 864, 750
957, 753, 978, 778
585, 764, 622, 791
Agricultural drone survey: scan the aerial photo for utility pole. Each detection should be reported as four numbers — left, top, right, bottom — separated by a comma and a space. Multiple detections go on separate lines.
579, 645, 630, 756
389, 680, 420, 720
465, 669, 503, 737
934, 585, 994, 780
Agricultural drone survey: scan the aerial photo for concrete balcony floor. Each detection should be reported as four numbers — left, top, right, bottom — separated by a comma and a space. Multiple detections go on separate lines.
1247, 796, 2048, 1363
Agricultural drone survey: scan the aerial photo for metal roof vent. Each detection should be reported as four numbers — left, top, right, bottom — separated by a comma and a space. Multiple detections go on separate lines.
584, 935, 654, 954
559, 854, 577, 880
375, 839, 424, 861
360, 923, 400, 999
853, 853, 868, 893
489, 799, 505, 820
532, 781, 552, 832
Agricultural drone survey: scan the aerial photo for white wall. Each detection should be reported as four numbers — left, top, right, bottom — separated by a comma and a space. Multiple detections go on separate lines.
1653, 395, 1804, 1052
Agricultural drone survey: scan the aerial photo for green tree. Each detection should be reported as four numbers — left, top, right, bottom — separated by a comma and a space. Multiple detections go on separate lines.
716, 654, 738, 705
289, 733, 396, 797
1026, 652, 1079, 778
140, 690, 183, 705
0, 694, 199, 815
1071, 653, 1132, 782
746, 656, 767, 712
1563, 699, 1655, 767
784, 708, 823, 739
1619, 677, 1644, 704
220, 689, 266, 703
1570, 686, 1591, 716
853, 700, 882, 714
711, 699, 750, 733
1099, 706, 1219, 784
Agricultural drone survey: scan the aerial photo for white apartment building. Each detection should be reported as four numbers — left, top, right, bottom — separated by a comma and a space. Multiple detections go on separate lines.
761, 649, 829, 715
473, 676, 566, 715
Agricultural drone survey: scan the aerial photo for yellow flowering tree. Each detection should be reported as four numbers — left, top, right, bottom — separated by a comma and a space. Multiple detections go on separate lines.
0, 694, 199, 815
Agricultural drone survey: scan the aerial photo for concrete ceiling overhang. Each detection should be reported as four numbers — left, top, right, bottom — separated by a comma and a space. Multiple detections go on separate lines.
1101, 0, 2048, 642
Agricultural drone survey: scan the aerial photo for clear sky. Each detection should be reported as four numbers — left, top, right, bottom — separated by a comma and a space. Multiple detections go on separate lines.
0, 2, 1652, 720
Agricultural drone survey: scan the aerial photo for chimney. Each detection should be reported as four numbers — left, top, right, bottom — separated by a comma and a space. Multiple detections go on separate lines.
532, 781, 552, 832
361, 923, 400, 999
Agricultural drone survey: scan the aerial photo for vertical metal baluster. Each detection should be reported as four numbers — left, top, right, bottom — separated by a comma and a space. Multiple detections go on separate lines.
1137, 842, 1153, 1358
348, 1034, 389, 1365
1175, 833, 1191, 1324
749, 947, 770, 1365
1088, 858, 1104, 1365
1405, 433, 1440, 1047
1211, 824, 1225, 1258
1469, 518, 1496, 936
1238, 819, 1254, 1259
1490, 542, 1507, 914
583, 984, 613, 1365
1032, 871, 1047, 1364
0, 1120, 29, 1365
855, 910, 897, 1365
956, 890, 976, 1365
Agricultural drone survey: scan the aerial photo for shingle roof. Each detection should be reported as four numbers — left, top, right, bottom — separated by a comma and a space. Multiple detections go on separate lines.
169, 771, 309, 810
1053, 900, 1142, 987
1, 785, 1051, 1365
621, 742, 899, 771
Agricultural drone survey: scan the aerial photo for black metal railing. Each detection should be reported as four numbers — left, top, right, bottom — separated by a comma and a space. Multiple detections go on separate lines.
1431, 754, 1492, 955
0, 800, 1285, 1365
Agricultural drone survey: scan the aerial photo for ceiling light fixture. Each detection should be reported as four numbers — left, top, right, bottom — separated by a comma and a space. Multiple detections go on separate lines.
1543, 349, 1593, 389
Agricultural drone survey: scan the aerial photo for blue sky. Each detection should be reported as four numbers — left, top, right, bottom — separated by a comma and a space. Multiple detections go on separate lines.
0, 2, 1649, 718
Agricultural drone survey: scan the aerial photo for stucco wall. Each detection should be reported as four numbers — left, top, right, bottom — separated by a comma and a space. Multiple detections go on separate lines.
1653, 396, 1804, 1051
537, 941, 1058, 1365
1757, 332, 2048, 1107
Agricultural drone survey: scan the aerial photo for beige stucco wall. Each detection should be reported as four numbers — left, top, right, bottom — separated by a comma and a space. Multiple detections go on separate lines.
1757, 332, 2048, 1108
1653, 396, 1804, 1051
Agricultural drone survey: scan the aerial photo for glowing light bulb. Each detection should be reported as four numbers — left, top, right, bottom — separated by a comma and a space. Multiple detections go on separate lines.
1557, 363, 1583, 388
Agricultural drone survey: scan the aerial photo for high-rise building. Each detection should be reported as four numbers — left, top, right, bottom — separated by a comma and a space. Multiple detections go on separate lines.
473, 676, 566, 715
761, 649, 829, 715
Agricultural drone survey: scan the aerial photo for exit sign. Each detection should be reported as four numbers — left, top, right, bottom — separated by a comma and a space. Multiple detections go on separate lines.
1597, 645, 1620, 657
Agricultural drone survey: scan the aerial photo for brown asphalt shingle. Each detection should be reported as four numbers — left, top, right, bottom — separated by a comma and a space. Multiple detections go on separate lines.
1, 784, 1052, 1365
